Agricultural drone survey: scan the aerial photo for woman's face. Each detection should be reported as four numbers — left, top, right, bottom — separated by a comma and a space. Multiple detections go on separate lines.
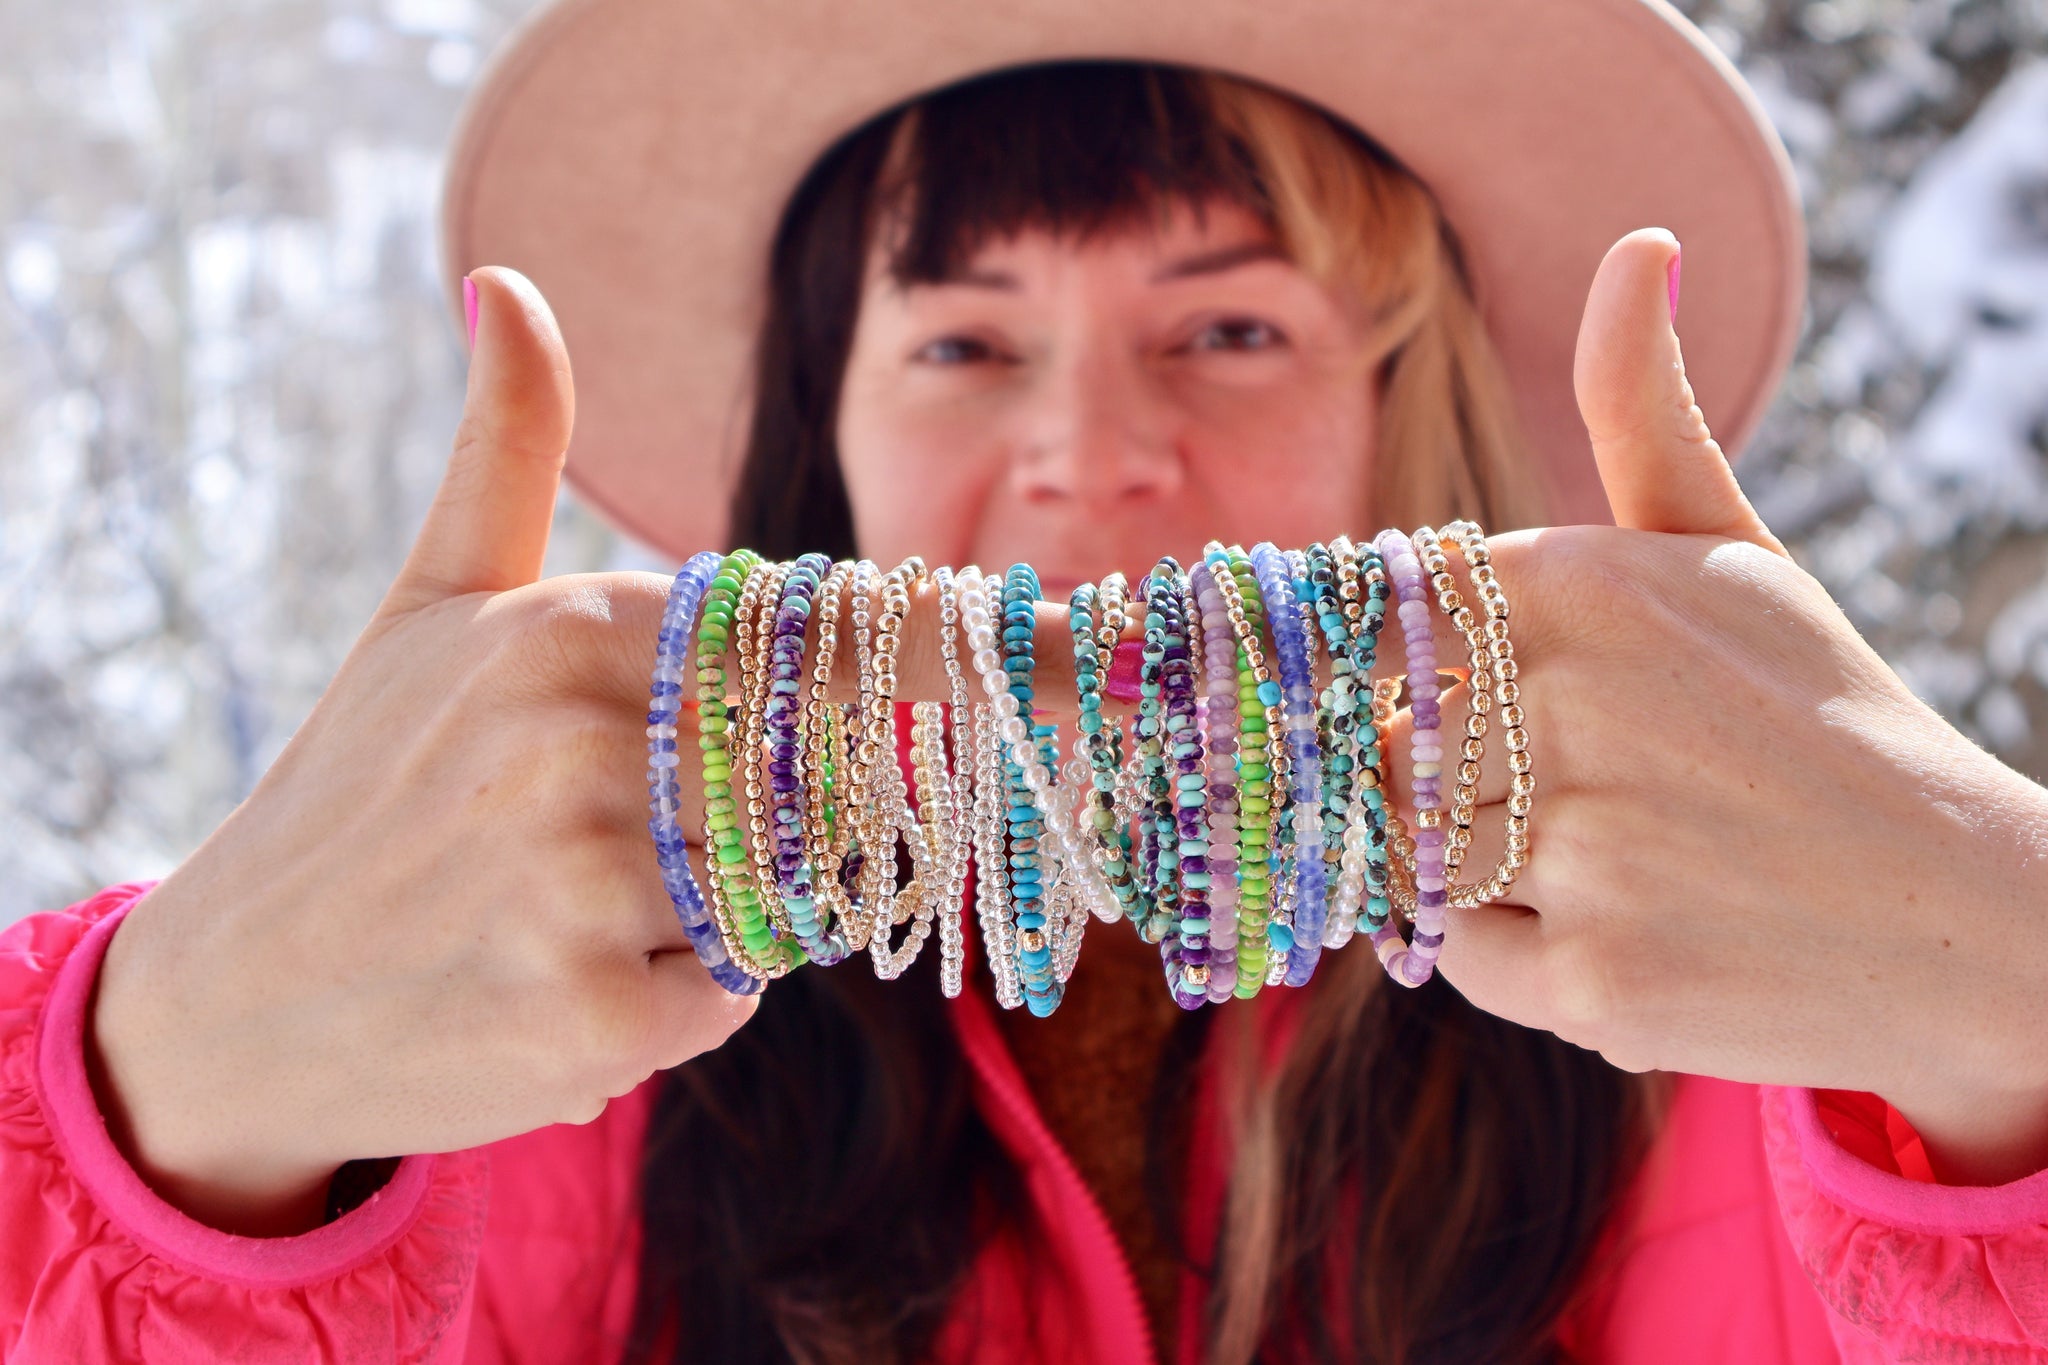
835, 196, 1382, 599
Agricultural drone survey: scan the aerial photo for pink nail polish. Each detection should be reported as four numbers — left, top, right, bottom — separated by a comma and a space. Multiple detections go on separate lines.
1105, 639, 1144, 703
1666, 247, 1681, 324
463, 275, 479, 348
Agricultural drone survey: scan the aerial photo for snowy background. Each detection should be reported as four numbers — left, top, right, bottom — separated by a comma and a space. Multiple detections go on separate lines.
3, 0, 2046, 924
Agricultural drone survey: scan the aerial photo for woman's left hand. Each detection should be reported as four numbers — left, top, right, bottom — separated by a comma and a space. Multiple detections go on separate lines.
1407, 229, 2048, 1185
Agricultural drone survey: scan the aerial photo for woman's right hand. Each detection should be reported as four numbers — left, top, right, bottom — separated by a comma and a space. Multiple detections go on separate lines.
86, 268, 760, 1235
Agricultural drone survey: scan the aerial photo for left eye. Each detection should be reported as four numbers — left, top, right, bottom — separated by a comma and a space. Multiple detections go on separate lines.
1188, 318, 1286, 352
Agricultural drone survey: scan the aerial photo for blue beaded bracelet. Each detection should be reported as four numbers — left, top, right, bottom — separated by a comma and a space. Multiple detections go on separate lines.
1251, 542, 1329, 986
648, 550, 763, 996
1002, 563, 1063, 1017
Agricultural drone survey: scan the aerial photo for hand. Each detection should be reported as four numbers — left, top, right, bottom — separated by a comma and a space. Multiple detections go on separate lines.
1389, 229, 2048, 1183
90, 267, 759, 1235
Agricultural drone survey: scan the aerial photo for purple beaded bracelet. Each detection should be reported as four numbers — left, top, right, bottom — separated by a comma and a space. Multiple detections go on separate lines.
1188, 559, 1243, 1004
766, 552, 850, 966
1370, 527, 1447, 988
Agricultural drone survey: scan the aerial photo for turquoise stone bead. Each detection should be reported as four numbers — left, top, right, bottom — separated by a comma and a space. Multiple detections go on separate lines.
1268, 922, 1296, 952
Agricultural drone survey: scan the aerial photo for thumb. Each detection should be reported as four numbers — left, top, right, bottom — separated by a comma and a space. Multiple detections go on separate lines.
1575, 228, 1787, 556
380, 266, 575, 618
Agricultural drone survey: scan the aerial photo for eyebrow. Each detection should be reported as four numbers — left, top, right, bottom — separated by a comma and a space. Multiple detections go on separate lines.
935, 240, 1291, 290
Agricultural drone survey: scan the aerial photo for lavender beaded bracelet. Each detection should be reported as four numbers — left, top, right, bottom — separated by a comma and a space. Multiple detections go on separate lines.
1370, 527, 1448, 988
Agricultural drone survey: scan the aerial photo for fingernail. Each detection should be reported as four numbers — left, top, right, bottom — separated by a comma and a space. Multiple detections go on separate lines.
463, 274, 479, 349
1105, 639, 1144, 703
1667, 246, 1681, 324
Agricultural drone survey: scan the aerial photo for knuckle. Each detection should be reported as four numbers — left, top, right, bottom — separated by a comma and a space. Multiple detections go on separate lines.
575, 961, 668, 1089
1539, 934, 1623, 1043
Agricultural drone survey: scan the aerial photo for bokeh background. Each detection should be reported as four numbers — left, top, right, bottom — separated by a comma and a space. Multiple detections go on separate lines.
3, 0, 2046, 925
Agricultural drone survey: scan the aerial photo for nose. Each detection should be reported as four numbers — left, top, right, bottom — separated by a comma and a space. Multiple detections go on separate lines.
1010, 346, 1183, 511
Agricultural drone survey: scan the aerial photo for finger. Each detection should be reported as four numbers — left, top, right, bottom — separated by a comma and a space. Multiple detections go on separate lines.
380, 266, 576, 618
1574, 229, 1788, 557
644, 947, 762, 1071
1434, 898, 1552, 1031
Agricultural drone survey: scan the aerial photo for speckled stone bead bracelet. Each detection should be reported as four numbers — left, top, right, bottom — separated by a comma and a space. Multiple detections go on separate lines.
1188, 557, 1243, 1004
1148, 557, 1212, 1010
765, 552, 851, 967
1324, 538, 1393, 945
1069, 581, 1144, 926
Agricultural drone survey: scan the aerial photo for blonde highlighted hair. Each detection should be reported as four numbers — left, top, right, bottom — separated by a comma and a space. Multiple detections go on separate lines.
1203, 70, 1555, 537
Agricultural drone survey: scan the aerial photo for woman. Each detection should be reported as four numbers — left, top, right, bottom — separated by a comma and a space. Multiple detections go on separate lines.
5, 3, 2048, 1363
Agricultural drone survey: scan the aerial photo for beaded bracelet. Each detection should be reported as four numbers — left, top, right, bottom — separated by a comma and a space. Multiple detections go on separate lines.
930, 567, 973, 997
652, 523, 1529, 1010
1371, 528, 1448, 989
1438, 519, 1534, 906
1069, 581, 1145, 927
1148, 557, 1212, 1009
1391, 527, 1491, 911
698, 549, 793, 980
1202, 543, 1279, 996
1002, 563, 1079, 1015
958, 567, 1024, 1009
1188, 557, 1244, 1003
1322, 537, 1393, 945
647, 550, 763, 995
765, 553, 852, 966
800, 558, 860, 939
1252, 543, 1328, 987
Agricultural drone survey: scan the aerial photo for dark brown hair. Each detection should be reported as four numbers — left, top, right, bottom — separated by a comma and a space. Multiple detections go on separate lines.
630, 59, 1659, 1365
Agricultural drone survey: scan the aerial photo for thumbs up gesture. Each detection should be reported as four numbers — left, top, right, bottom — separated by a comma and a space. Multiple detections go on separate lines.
1390, 230, 2048, 1184
90, 268, 759, 1234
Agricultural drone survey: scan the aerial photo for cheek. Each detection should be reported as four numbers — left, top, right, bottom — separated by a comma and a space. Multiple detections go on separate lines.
834, 399, 997, 566
1182, 375, 1379, 532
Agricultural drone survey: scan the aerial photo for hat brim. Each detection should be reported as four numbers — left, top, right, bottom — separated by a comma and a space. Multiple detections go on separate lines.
439, 0, 1806, 564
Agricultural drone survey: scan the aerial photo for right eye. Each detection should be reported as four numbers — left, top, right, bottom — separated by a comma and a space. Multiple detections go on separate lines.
914, 335, 1003, 365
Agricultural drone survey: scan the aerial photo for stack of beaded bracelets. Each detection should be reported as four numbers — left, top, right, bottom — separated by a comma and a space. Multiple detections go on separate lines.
645, 521, 1533, 1015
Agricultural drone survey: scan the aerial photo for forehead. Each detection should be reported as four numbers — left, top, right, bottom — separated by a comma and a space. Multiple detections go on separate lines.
869, 194, 1284, 285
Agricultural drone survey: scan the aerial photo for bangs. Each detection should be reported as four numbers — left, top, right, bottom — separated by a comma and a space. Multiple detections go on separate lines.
871, 60, 1277, 285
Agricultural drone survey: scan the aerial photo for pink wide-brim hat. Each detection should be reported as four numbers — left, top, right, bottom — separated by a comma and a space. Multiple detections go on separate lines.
437, 0, 1806, 564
